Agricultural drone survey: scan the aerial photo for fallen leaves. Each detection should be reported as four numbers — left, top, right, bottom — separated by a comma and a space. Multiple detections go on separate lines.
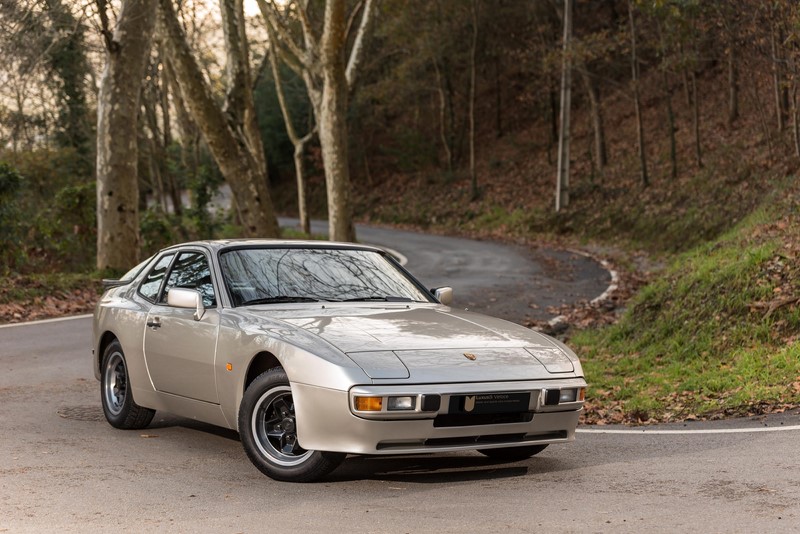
0, 275, 99, 324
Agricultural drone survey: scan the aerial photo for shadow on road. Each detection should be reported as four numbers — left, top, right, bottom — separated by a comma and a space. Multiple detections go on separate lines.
328, 454, 535, 483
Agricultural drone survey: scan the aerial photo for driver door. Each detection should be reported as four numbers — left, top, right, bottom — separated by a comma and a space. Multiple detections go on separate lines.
143, 250, 220, 404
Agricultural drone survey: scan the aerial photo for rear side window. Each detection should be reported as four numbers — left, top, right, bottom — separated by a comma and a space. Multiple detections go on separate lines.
162, 251, 216, 307
139, 253, 175, 302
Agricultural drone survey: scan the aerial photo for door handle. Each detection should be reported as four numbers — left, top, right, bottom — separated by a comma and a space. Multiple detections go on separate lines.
146, 317, 162, 329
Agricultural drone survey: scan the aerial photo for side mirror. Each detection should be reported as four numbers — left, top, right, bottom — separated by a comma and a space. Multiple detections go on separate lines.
167, 288, 205, 321
432, 287, 453, 306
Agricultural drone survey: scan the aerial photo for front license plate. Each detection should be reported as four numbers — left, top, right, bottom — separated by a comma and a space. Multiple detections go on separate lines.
449, 392, 530, 414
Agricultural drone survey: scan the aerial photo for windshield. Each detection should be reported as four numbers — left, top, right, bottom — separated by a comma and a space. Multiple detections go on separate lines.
219, 247, 432, 306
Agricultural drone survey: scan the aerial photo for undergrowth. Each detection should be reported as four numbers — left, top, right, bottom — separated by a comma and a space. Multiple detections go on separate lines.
571, 193, 800, 423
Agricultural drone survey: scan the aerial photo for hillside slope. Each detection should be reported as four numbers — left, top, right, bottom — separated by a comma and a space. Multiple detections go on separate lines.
574, 184, 800, 423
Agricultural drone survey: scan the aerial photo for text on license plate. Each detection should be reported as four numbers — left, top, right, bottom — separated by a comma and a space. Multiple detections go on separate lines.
449, 392, 530, 414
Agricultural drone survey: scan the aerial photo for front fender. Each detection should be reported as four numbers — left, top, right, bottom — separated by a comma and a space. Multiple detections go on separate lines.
216, 310, 370, 431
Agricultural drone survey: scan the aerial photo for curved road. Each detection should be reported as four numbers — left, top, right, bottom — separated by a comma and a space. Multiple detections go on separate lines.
1, 226, 798, 532
282, 217, 611, 323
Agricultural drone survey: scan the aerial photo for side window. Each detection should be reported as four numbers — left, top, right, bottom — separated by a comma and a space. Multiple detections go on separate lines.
162, 251, 217, 308
139, 253, 175, 302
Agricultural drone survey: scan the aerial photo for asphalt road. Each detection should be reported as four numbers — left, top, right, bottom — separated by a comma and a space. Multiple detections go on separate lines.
1, 227, 799, 532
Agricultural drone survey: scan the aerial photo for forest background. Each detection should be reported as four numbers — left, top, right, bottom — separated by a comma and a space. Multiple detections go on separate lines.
1, 0, 799, 423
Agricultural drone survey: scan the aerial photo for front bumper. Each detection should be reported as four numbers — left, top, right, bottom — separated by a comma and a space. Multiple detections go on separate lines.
292, 378, 586, 455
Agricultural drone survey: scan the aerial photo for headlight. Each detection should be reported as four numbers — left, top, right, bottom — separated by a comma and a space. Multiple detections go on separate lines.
353, 395, 420, 413
387, 396, 416, 411
559, 389, 578, 403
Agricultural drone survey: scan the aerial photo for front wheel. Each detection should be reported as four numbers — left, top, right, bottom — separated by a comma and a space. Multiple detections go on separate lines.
238, 369, 345, 482
101, 340, 155, 429
478, 444, 548, 461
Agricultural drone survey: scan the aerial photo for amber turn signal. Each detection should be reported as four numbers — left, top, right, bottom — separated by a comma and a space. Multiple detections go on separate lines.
354, 396, 383, 411
578, 387, 586, 401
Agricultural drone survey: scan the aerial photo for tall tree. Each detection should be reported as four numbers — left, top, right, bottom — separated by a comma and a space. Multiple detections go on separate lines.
555, 0, 572, 211
713, 3, 739, 127
628, 0, 648, 187
654, 15, 677, 179
95, 0, 158, 271
259, 0, 377, 242
43, 0, 91, 159
158, 0, 279, 237
771, 3, 789, 133
266, 23, 315, 235
468, 0, 479, 200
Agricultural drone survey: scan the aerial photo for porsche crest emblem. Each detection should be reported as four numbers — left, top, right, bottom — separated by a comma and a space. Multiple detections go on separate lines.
463, 352, 477, 361
464, 395, 476, 412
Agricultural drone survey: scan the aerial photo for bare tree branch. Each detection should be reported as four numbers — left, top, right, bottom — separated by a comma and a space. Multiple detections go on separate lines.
345, 0, 375, 90
256, 0, 311, 70
95, 0, 118, 52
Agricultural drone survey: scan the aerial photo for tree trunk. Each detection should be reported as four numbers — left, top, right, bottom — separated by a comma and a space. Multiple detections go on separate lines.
793, 81, 800, 158
656, 17, 676, 179
293, 144, 311, 235
691, 69, 702, 168
259, 0, 377, 243
158, 48, 182, 216
142, 87, 168, 211
96, 0, 158, 271
320, 0, 355, 242
728, 41, 739, 127
629, 0, 648, 187
267, 24, 313, 236
158, 0, 279, 237
163, 55, 200, 204
679, 43, 690, 107
750, 74, 774, 160
555, 0, 572, 211
580, 69, 607, 169
468, 0, 479, 201
495, 52, 502, 138
433, 57, 453, 173
663, 68, 677, 179
548, 89, 557, 165
771, 14, 786, 133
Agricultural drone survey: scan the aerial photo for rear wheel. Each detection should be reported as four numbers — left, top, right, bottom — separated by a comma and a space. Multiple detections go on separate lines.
238, 369, 345, 482
101, 340, 155, 429
478, 444, 548, 461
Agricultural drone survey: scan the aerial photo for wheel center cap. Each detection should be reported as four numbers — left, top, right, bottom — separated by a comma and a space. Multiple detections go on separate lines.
281, 418, 295, 432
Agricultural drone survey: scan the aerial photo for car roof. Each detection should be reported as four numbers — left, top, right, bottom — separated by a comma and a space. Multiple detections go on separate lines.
159, 239, 383, 254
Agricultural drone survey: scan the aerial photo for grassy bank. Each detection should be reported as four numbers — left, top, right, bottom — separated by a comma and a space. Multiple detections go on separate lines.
572, 190, 800, 424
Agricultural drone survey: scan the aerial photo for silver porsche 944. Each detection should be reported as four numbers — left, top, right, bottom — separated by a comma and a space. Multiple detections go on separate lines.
93, 240, 586, 482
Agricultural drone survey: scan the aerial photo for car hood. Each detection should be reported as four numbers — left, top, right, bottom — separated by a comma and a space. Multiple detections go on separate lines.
244, 304, 576, 382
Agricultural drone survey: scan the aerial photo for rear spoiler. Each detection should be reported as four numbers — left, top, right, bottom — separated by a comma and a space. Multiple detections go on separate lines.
101, 279, 130, 289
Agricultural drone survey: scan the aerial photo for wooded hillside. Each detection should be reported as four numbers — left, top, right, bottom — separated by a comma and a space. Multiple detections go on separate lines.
1, 0, 799, 271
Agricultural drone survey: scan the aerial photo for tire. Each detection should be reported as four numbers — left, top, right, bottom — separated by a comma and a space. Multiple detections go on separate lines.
101, 340, 155, 429
238, 369, 345, 482
478, 444, 548, 461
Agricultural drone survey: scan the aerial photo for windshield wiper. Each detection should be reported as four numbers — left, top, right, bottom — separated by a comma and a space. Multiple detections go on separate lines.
342, 295, 414, 302
240, 296, 320, 305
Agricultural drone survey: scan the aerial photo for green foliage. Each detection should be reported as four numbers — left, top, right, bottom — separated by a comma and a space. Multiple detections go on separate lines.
45, 0, 92, 159
0, 162, 25, 272
140, 209, 180, 257
0, 149, 95, 273
253, 60, 313, 175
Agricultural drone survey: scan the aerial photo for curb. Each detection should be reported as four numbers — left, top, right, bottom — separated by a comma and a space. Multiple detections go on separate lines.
546, 248, 620, 330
